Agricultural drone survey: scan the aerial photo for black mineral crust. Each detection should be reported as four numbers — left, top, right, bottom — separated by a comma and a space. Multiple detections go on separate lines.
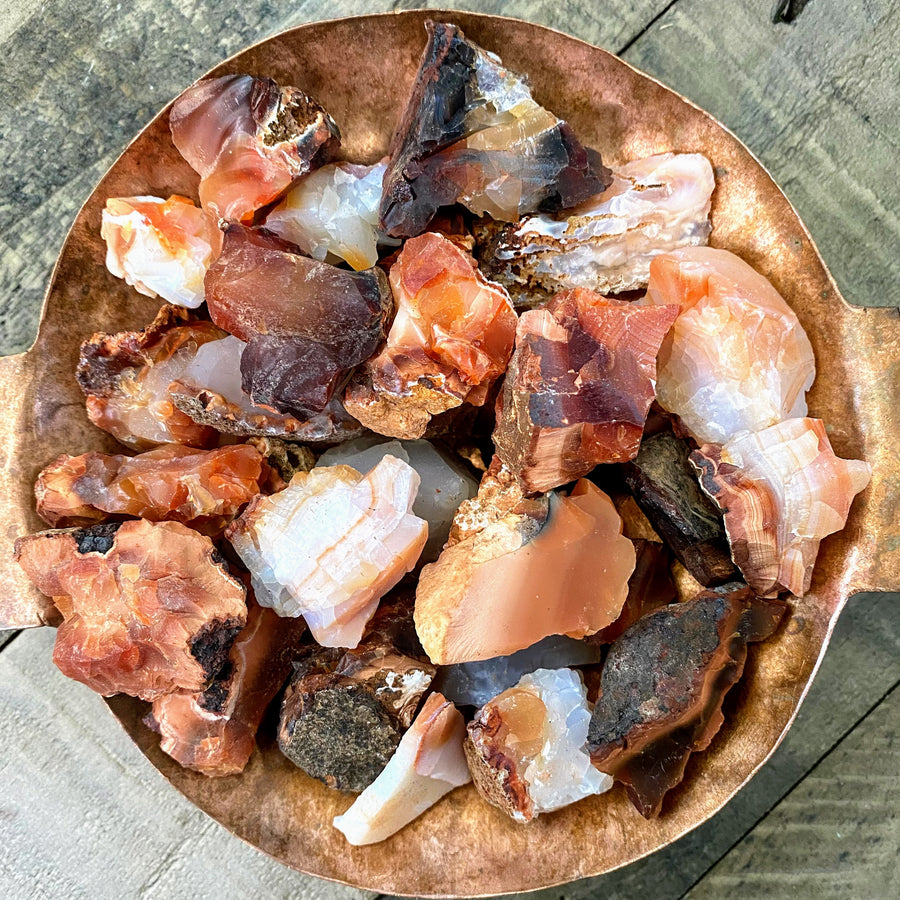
623, 431, 737, 586
189, 617, 244, 683
278, 677, 401, 792
73, 521, 122, 555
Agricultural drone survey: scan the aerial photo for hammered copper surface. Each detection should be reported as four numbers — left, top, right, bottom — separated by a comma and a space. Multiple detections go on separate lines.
0, 11, 897, 898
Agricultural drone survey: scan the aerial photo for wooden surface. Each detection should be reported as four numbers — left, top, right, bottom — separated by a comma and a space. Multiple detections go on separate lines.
0, 1, 897, 898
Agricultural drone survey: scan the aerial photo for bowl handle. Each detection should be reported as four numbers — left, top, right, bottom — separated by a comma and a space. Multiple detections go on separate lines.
842, 305, 900, 594
0, 350, 60, 629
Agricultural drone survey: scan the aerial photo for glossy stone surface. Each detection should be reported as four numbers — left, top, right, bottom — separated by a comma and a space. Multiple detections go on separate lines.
170, 74, 339, 223
14, 520, 247, 700
168, 333, 365, 443
415, 475, 635, 664
317, 437, 478, 562
101, 195, 222, 309
35, 443, 268, 535
434, 634, 603, 708
588, 587, 786, 817
227, 456, 427, 647
465, 668, 611, 822
494, 288, 678, 491
477, 152, 714, 305
692, 418, 872, 597
146, 600, 306, 776
642, 246, 816, 444
265, 161, 394, 270
343, 232, 516, 439
379, 21, 610, 237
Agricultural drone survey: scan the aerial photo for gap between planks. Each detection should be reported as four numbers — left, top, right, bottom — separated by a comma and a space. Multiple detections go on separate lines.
677, 677, 900, 899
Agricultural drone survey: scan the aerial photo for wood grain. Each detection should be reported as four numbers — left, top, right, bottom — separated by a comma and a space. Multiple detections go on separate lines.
687, 684, 899, 900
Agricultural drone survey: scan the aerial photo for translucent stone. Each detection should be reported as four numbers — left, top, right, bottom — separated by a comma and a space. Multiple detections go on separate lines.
170, 74, 339, 223
380, 22, 610, 237
415, 475, 635, 664
101, 195, 222, 308
332, 692, 470, 845
434, 634, 603, 707
317, 437, 478, 561
479, 153, 714, 304
265, 161, 396, 270
641, 246, 816, 444
691, 417, 871, 597
227, 456, 428, 648
466, 668, 612, 822
14, 520, 247, 701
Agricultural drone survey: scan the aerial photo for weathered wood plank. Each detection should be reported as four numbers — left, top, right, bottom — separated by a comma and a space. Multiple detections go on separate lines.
0, 0, 670, 356
686, 684, 899, 900
0, 626, 377, 900
622, 0, 900, 311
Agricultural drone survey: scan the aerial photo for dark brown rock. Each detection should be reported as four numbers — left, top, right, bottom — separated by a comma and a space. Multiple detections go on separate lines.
623, 431, 737, 586
587, 586, 786, 817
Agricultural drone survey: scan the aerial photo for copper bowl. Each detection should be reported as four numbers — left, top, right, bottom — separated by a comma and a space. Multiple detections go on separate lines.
1, 10, 897, 897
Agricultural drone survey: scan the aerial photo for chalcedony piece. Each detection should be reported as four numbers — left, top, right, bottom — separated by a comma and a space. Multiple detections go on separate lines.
691, 417, 871, 597
588, 587, 786, 817
379, 21, 610, 237
35, 443, 268, 535
493, 288, 678, 491
265, 161, 395, 270
170, 74, 339, 222
477, 153, 714, 305
77, 305, 225, 450
14, 520, 246, 701
415, 468, 635, 664
343, 232, 516, 439
278, 604, 435, 791
317, 437, 478, 562
466, 668, 611, 822
101, 195, 222, 308
623, 431, 737, 586
227, 456, 428, 648
333, 692, 470, 845
146, 599, 306, 776
641, 247, 816, 444
205, 225, 392, 416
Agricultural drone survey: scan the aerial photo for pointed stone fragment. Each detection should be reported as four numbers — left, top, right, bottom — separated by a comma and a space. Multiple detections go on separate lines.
380, 21, 610, 237
588, 585, 786, 817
